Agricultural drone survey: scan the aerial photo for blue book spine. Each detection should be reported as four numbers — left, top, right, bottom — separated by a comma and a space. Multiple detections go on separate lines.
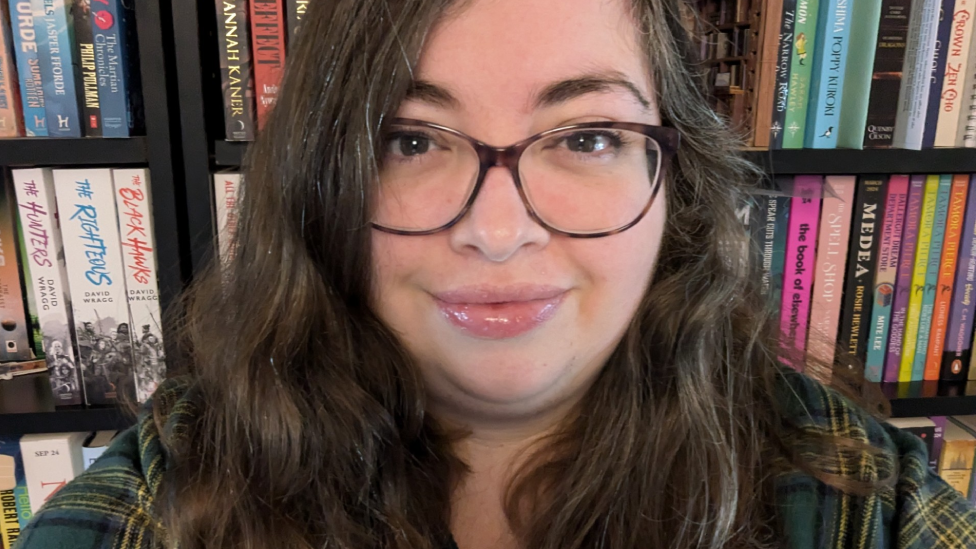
803, 0, 852, 148
8, 0, 46, 135
32, 0, 81, 137
0, 437, 31, 531
90, 0, 136, 137
922, 0, 954, 148
913, 174, 952, 378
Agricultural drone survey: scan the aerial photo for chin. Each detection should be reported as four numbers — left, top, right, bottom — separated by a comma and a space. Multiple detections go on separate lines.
435, 350, 576, 407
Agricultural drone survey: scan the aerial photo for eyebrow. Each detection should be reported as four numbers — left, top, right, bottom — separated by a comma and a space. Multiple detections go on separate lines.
404, 71, 653, 112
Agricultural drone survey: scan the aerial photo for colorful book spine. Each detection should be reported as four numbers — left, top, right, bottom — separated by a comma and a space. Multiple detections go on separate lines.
113, 168, 165, 403
939, 419, 976, 498
803, 0, 852, 148
72, 0, 99, 136
912, 174, 952, 378
213, 171, 241, 263
935, 0, 975, 146
90, 0, 141, 137
0, 177, 32, 362
11, 168, 82, 405
285, 0, 306, 42
838, 176, 887, 372
922, 0, 956, 148
866, 175, 909, 381
0, 437, 29, 542
893, 0, 941, 149
770, 191, 793, 325
0, 2, 23, 136
835, 0, 884, 149
18, 432, 85, 513
943, 175, 976, 380
7, 0, 45, 135
783, 0, 820, 148
53, 169, 133, 405
864, 0, 914, 147
215, 0, 255, 141
779, 176, 822, 369
900, 175, 940, 380
886, 176, 925, 381
771, 0, 797, 148
806, 176, 855, 372
250, 0, 285, 131
32, 0, 82, 137
15, 216, 41, 359
81, 430, 114, 469
926, 174, 969, 379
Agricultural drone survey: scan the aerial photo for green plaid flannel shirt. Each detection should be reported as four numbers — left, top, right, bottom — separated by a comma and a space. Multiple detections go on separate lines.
13, 370, 976, 549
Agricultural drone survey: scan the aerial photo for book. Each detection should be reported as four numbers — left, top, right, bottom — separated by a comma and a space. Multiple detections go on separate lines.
0, 1, 23, 136
19, 431, 85, 513
215, 0, 256, 141
806, 176, 855, 373
864, 0, 914, 147
0, 437, 28, 543
892, 0, 941, 149
838, 176, 886, 373
32, 0, 83, 137
925, 174, 968, 379
889, 417, 937, 462
943, 417, 976, 497
90, 0, 143, 137
803, 0, 852, 148
7, 0, 46, 135
249, 0, 285, 130
71, 0, 98, 136
285, 0, 307, 42
932, 416, 948, 470
53, 169, 133, 405
934, 0, 975, 146
770, 0, 797, 148
11, 168, 82, 405
912, 174, 952, 378
900, 175, 940, 380
886, 175, 926, 382
749, 194, 773, 298
866, 175, 909, 381
835, 0, 883, 148
81, 430, 114, 469
921, 0, 956, 148
752, 0, 784, 148
113, 168, 165, 402
779, 176, 822, 369
960, 22, 976, 146
213, 171, 241, 263
15, 215, 42, 360
944, 175, 976, 380
0, 176, 32, 363
783, 0, 820, 148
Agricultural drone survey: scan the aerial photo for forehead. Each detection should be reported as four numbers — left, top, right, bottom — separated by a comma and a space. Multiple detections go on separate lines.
413, 0, 653, 116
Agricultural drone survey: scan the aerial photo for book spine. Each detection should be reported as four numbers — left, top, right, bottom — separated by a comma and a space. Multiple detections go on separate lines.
837, 176, 887, 373
806, 176, 855, 373
0, 2, 23, 136
899, 174, 940, 380
865, 0, 915, 147
912, 174, 952, 378
923, 0, 956, 147
770, 190, 793, 325
886, 175, 925, 381
72, 0, 98, 136
90, 0, 133, 136
11, 168, 82, 405
752, 0, 784, 148
0, 438, 29, 541
7, 0, 45, 135
926, 174, 968, 378
783, 0, 820, 148
19, 433, 84, 513
285, 0, 306, 43
112, 168, 165, 403
893, 0, 941, 149
866, 175, 910, 381
835, 0, 883, 148
213, 172, 241, 263
932, 416, 948, 469
960, 20, 976, 145
32, 0, 82, 137
250, 0, 285, 131
803, 0, 852, 148
215, 0, 255, 141
15, 216, 42, 359
779, 176, 822, 369
53, 169, 133, 405
771, 0, 797, 148
0, 177, 31, 362
942, 174, 976, 380
935, 0, 975, 145
749, 194, 771, 296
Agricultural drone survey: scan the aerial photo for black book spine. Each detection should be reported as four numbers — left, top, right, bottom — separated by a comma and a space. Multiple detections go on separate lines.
863, 0, 913, 148
836, 175, 888, 373
770, 0, 796, 149
215, 0, 256, 141
286, 0, 308, 47
71, 0, 100, 136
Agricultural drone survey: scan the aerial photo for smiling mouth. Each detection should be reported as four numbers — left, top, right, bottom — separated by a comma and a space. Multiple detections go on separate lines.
433, 292, 567, 339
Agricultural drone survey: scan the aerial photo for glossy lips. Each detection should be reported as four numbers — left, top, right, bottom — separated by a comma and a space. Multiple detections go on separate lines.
433, 286, 567, 339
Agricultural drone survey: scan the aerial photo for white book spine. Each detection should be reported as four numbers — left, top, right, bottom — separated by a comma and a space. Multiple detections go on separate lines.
894, 0, 942, 149
213, 172, 241, 263
112, 169, 165, 403
962, 19, 976, 145
11, 169, 84, 405
53, 169, 133, 405
935, 0, 976, 146
19, 432, 86, 513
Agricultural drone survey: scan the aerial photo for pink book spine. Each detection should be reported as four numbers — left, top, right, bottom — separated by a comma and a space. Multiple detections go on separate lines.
779, 176, 824, 369
805, 176, 856, 374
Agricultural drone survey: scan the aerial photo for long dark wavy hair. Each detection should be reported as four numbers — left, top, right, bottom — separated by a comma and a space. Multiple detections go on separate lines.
157, 0, 889, 547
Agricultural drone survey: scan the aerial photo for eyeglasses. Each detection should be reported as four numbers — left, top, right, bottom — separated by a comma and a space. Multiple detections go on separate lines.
370, 118, 680, 238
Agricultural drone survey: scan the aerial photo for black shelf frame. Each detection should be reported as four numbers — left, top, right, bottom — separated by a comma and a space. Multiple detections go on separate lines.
746, 147, 976, 175
882, 381, 976, 418
0, 137, 147, 166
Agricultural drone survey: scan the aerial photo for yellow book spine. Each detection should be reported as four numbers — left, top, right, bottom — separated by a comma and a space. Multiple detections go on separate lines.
899, 175, 940, 381
0, 487, 19, 547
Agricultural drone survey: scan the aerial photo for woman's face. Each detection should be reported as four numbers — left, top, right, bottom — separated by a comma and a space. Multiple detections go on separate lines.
371, 0, 667, 423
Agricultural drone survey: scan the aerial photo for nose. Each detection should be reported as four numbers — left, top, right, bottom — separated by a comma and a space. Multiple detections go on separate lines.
447, 163, 550, 262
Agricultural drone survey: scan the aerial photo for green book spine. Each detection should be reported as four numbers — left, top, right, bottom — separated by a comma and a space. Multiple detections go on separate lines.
836, 0, 884, 148
782, 0, 820, 148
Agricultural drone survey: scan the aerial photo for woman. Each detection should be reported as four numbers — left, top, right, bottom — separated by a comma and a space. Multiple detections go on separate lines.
15, 0, 976, 547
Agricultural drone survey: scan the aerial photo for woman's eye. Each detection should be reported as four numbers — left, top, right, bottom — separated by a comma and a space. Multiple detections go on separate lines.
388, 134, 431, 156
564, 132, 620, 154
